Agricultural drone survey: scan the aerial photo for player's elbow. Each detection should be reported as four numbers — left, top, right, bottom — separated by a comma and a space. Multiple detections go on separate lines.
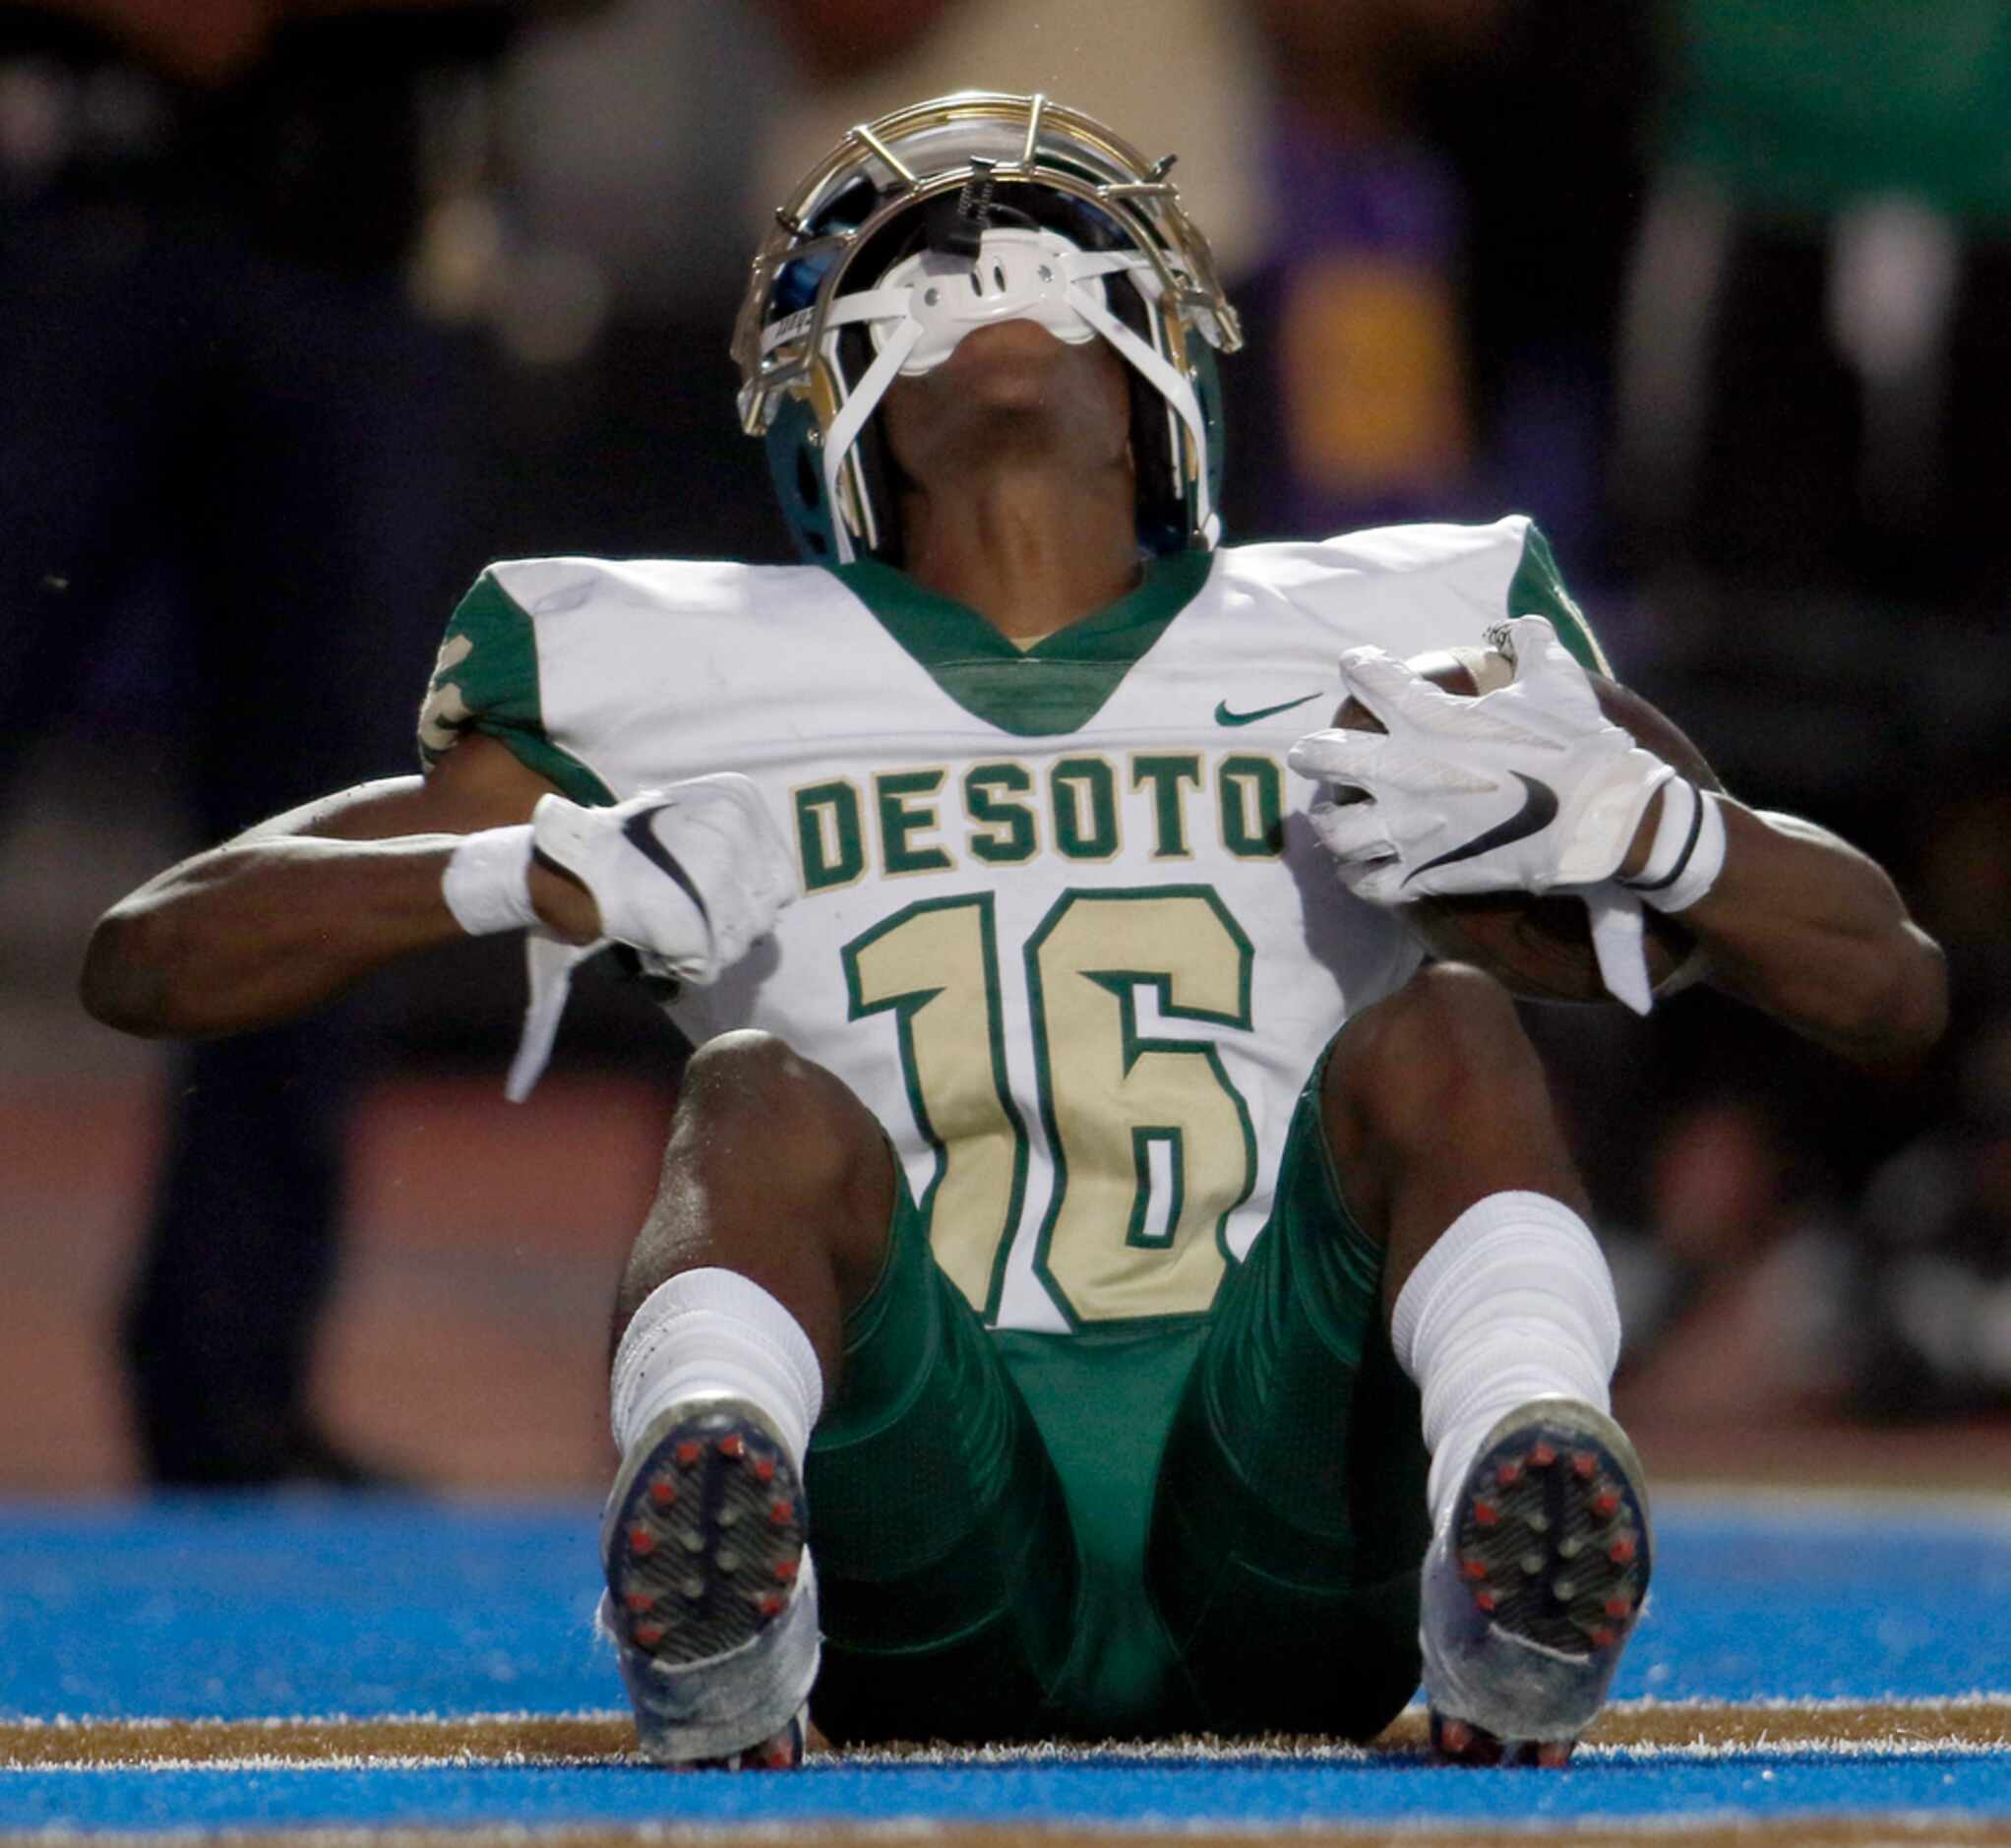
1885, 922, 1949, 1062
1839, 922, 1948, 1075
80, 904, 182, 1037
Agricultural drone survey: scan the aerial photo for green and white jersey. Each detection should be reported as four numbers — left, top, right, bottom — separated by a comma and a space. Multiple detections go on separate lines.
418, 516, 1605, 1335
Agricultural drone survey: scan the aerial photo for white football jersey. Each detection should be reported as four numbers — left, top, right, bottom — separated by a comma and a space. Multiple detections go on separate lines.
418, 517, 1607, 1333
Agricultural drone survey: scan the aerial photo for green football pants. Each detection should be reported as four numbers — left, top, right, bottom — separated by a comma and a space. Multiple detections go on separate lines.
804, 1053, 1430, 1743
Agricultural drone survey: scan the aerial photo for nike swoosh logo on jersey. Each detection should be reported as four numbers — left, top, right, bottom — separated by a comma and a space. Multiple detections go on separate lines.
1215, 693, 1320, 727
1404, 773, 1561, 886
622, 806, 711, 927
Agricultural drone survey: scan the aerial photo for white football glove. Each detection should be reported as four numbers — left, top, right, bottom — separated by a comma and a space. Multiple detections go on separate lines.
530, 773, 798, 983
1286, 616, 1676, 905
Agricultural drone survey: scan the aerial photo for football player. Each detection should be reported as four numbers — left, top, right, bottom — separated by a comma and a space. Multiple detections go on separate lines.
83, 94, 1945, 1765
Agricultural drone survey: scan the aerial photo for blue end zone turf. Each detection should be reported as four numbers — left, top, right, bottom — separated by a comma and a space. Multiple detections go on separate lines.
0, 1499, 607, 1720
5, 1493, 2007, 1719
2, 1754, 2008, 1832
2, 1493, 2006, 1832
1635, 1496, 2011, 1701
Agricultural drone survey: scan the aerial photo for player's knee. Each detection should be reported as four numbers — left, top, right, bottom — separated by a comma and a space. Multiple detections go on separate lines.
666, 1029, 895, 1310
1324, 960, 1540, 1156
680, 1027, 806, 1102
681, 1028, 842, 1133
677, 1029, 882, 1191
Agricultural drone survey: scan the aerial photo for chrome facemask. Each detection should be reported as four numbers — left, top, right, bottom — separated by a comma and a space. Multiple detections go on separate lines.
734, 92, 1241, 565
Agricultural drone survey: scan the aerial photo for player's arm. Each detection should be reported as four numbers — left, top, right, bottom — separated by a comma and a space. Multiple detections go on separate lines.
80, 735, 587, 1039
1290, 617, 1947, 1071
1618, 794, 1946, 1072
85, 731, 797, 1044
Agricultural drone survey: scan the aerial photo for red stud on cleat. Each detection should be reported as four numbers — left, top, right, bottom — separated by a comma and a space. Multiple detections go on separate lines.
1588, 1626, 1616, 1648
1591, 1489, 1619, 1518
1530, 1442, 1556, 1467
1472, 1500, 1500, 1528
756, 1593, 786, 1618
674, 1440, 703, 1467
625, 1589, 655, 1613
1495, 1460, 1523, 1488
717, 1434, 746, 1459
1475, 1588, 1497, 1613
1437, 1718, 1474, 1755
1608, 1536, 1636, 1564
773, 1558, 799, 1582
769, 1500, 796, 1526
752, 1457, 776, 1483
628, 1524, 656, 1557
649, 1478, 677, 1507
1535, 1741, 1575, 1768
1572, 1450, 1597, 1479
632, 1622, 665, 1648
1604, 1595, 1631, 1619
1461, 1557, 1490, 1581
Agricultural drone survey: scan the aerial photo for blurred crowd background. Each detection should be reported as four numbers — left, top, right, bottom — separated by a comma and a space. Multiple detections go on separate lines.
3, 0, 2008, 1492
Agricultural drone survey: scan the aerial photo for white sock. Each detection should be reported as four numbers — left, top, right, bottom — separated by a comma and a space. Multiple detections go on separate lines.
610, 1267, 823, 1475
1390, 1192, 1621, 1535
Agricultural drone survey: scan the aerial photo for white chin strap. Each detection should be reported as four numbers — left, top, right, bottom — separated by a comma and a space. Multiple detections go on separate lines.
779, 225, 1216, 564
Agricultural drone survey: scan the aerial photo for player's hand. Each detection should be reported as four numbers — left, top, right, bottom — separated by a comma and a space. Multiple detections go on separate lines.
1286, 616, 1676, 903
527, 775, 798, 983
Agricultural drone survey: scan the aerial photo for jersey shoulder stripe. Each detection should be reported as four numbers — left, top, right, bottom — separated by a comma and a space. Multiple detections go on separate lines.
417, 564, 613, 804
1503, 519, 1609, 676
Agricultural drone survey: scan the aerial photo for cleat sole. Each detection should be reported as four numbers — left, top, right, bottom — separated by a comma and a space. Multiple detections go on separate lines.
1447, 1411, 1648, 1659
607, 1406, 806, 1673
1426, 1398, 1653, 1764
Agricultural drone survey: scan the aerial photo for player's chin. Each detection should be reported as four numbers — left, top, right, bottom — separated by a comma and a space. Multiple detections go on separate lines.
885, 324, 1124, 473
938, 321, 1077, 408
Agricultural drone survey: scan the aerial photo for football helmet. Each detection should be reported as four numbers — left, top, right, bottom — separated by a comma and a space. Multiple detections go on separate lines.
732, 92, 1243, 565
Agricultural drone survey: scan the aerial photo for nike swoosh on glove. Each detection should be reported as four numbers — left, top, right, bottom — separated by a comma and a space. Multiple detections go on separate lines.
530, 774, 798, 984
1285, 616, 1676, 904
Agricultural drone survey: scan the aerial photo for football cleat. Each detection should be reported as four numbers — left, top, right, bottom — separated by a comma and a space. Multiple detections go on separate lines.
599, 1396, 818, 1768
1420, 1396, 1651, 1765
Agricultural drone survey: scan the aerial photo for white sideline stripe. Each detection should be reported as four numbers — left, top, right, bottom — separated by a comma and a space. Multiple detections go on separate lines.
834, 1737, 2008, 1768
1614, 1693, 2011, 1713
17, 1693, 2007, 1730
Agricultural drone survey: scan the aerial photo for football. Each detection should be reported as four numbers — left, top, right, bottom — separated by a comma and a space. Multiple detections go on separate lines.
1327, 647, 1722, 1004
